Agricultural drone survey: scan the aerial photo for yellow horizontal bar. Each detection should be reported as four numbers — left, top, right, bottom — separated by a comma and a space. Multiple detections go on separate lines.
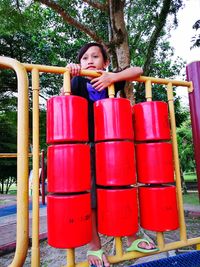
72, 236, 200, 266
0, 153, 41, 158
1, 62, 192, 90
0, 153, 18, 158
23, 64, 102, 78
23, 64, 193, 90
135, 76, 193, 89
108, 237, 200, 263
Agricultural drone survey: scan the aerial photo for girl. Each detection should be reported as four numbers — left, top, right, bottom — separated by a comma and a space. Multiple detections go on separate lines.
64, 42, 157, 267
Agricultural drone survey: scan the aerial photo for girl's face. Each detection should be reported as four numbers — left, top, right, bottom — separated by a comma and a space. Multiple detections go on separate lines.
80, 46, 109, 70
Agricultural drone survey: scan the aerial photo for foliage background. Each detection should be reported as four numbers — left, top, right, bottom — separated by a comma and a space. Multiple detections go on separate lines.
0, 0, 197, 193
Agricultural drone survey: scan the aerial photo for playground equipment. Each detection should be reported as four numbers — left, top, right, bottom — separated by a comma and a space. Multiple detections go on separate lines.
187, 61, 200, 199
133, 101, 179, 232
47, 95, 92, 248
94, 97, 138, 237
0, 56, 200, 267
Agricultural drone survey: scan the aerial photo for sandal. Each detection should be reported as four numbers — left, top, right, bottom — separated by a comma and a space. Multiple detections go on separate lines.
87, 249, 106, 266
126, 238, 159, 253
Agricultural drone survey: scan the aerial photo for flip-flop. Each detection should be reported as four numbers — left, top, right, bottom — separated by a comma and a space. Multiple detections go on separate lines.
126, 238, 159, 253
87, 249, 106, 267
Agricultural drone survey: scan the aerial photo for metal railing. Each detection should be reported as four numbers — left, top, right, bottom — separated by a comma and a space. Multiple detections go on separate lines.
0, 56, 199, 267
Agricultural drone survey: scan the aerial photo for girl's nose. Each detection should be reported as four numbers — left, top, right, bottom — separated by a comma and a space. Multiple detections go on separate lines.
88, 57, 93, 64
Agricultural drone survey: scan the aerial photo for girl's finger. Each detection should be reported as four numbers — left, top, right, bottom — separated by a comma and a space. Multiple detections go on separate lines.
91, 77, 100, 84
67, 64, 81, 76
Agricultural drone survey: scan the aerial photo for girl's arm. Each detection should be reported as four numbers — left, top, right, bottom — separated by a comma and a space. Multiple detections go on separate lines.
91, 66, 143, 91
113, 66, 143, 81
64, 63, 143, 91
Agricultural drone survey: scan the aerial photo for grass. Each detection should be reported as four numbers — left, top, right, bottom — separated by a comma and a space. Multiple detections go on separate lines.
183, 192, 199, 206
8, 189, 17, 195
4, 175, 200, 206
183, 172, 197, 182
8, 184, 17, 195
182, 172, 199, 205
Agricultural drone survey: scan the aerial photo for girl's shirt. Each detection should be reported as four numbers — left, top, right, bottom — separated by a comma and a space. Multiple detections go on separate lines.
71, 76, 125, 142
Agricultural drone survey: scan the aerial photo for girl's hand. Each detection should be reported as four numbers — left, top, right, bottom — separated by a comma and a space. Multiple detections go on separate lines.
67, 63, 81, 76
91, 71, 116, 91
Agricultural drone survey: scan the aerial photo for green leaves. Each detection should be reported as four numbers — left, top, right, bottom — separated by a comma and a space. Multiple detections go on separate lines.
0, 0, 189, 158
177, 115, 195, 173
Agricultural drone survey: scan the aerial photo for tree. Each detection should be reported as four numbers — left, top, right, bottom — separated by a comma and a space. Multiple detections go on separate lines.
1, 1, 186, 89
34, 0, 182, 70
0, 112, 17, 193
34, 0, 184, 99
0, 0, 188, 123
191, 19, 200, 49
0, 0, 190, 193
0, 0, 188, 144
0, 160, 17, 194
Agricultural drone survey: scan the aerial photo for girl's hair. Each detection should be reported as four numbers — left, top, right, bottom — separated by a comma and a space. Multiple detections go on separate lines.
77, 42, 108, 63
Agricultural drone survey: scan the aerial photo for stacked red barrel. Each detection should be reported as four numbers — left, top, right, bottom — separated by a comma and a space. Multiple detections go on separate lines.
94, 98, 138, 237
133, 101, 179, 232
46, 95, 92, 248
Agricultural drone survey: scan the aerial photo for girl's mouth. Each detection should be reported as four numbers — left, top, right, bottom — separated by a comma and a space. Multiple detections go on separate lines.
87, 66, 96, 69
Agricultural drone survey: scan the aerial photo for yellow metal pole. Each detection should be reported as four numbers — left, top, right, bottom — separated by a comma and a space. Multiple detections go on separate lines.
0, 153, 17, 158
0, 56, 29, 267
63, 70, 74, 267
196, 244, 200, 250
108, 84, 115, 98
4, 62, 193, 89
0, 153, 18, 158
115, 237, 123, 258
66, 249, 75, 267
31, 68, 40, 267
145, 79, 152, 101
22, 63, 102, 77
1, 58, 199, 266
108, 237, 200, 263
0, 153, 39, 158
167, 83, 187, 242
63, 71, 71, 95
55, 233, 200, 267
145, 78, 162, 250
156, 232, 165, 250
135, 75, 193, 88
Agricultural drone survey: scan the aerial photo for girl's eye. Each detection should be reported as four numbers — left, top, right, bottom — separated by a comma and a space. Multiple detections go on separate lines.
93, 55, 98, 58
82, 56, 88, 60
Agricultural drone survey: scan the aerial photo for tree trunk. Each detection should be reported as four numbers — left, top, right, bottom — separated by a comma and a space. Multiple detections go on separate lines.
108, 0, 130, 69
108, 0, 134, 102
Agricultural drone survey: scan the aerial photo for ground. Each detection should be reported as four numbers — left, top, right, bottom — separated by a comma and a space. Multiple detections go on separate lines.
1, 212, 200, 267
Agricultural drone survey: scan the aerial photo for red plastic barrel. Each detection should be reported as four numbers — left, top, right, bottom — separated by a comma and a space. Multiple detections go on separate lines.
139, 186, 179, 231
47, 193, 92, 248
135, 142, 174, 184
133, 101, 170, 141
48, 144, 90, 193
95, 141, 136, 186
47, 95, 88, 143
94, 98, 134, 141
97, 188, 138, 236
